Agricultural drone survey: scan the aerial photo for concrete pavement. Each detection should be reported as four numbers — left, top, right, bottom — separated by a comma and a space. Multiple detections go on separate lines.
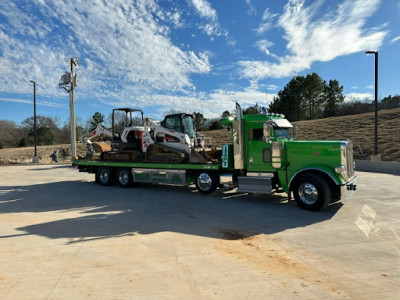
0, 164, 399, 299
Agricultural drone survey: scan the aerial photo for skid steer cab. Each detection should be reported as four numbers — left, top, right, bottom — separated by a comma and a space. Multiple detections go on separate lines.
141, 113, 209, 164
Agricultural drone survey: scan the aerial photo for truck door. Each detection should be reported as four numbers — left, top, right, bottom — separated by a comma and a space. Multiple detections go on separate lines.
245, 123, 274, 172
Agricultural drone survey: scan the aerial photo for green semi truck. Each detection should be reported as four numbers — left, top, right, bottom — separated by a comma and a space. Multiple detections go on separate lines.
73, 103, 357, 211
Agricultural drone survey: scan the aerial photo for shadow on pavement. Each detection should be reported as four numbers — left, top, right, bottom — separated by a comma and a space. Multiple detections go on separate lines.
0, 180, 342, 243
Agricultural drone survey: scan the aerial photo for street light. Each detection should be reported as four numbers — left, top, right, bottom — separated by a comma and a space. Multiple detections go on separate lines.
365, 50, 379, 160
29, 80, 39, 163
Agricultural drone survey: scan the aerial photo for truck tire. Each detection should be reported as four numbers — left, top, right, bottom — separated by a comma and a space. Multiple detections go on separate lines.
97, 167, 115, 186
195, 171, 218, 194
117, 168, 134, 188
292, 174, 331, 211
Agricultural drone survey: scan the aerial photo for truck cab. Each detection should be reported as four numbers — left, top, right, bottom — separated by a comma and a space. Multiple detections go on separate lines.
221, 103, 357, 211
243, 114, 293, 172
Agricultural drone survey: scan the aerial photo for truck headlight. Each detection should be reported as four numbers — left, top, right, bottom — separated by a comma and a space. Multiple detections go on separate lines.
335, 165, 347, 175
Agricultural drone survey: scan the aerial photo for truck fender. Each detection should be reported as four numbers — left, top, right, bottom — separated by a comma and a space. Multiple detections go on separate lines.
288, 168, 341, 190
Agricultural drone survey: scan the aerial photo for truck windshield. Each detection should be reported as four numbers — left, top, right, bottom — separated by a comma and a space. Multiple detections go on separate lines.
275, 128, 291, 139
182, 116, 195, 139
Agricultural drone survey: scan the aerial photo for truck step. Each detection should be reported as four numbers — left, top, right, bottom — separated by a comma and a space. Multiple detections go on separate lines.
237, 176, 272, 194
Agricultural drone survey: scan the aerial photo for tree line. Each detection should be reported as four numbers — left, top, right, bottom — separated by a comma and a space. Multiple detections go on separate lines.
1, 72, 399, 149
267, 72, 400, 121
0, 116, 86, 149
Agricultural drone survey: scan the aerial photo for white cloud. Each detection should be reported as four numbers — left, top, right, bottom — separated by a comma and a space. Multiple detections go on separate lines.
366, 85, 374, 89
107, 87, 275, 119
191, 0, 217, 20
266, 85, 278, 91
245, 0, 257, 15
189, 0, 227, 37
256, 8, 278, 34
345, 92, 373, 101
390, 35, 400, 44
240, 0, 387, 80
0, 97, 31, 105
0, 97, 66, 108
0, 0, 211, 99
255, 39, 279, 59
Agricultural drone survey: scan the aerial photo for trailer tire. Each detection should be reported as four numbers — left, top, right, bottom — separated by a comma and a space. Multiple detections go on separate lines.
117, 168, 134, 188
292, 174, 331, 211
195, 171, 218, 194
97, 167, 115, 186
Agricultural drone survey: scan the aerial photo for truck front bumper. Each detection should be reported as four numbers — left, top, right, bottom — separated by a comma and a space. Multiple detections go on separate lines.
340, 176, 357, 201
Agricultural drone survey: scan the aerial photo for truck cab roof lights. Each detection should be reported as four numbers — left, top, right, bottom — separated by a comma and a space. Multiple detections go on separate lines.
264, 112, 286, 118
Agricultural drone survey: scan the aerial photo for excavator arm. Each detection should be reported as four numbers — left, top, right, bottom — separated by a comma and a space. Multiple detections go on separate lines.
82, 123, 114, 157
85, 123, 114, 141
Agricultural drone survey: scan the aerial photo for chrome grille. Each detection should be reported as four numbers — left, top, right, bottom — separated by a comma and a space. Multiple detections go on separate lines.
346, 141, 354, 178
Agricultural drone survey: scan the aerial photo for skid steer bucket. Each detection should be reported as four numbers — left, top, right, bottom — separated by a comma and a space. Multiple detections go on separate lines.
93, 142, 111, 153
189, 149, 208, 164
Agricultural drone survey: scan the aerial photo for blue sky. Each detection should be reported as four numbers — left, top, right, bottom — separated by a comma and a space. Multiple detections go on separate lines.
0, 0, 399, 125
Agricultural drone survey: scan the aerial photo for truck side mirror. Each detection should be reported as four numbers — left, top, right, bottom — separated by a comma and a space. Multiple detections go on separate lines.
263, 122, 271, 143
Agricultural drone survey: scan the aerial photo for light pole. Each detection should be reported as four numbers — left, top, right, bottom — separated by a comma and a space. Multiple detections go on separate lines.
365, 50, 380, 160
29, 80, 39, 163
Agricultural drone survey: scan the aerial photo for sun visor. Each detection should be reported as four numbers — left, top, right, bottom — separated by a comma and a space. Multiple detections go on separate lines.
272, 118, 293, 128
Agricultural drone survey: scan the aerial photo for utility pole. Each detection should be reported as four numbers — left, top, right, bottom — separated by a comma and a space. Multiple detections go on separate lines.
59, 57, 79, 161
69, 58, 77, 159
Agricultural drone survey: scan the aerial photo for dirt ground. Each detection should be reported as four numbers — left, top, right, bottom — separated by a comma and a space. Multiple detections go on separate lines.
0, 144, 88, 164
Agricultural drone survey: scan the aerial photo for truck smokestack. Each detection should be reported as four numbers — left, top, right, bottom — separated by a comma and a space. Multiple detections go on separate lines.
233, 102, 245, 170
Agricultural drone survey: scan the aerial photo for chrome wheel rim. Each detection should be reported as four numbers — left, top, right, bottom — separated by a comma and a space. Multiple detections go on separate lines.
298, 182, 318, 205
197, 173, 212, 191
119, 170, 129, 185
100, 170, 109, 183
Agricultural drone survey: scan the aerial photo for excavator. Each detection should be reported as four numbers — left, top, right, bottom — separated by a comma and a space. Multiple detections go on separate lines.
82, 108, 209, 163
82, 108, 145, 161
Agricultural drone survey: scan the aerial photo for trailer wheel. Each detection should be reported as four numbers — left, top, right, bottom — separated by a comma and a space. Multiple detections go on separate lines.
195, 171, 218, 194
292, 174, 331, 211
97, 167, 115, 186
117, 168, 134, 188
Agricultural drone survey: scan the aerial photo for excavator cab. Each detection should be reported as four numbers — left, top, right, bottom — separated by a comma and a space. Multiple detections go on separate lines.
82, 108, 144, 159
110, 108, 145, 151
112, 108, 144, 139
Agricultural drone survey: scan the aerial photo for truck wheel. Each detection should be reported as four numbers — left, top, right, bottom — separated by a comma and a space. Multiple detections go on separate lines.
195, 171, 218, 194
292, 174, 331, 211
97, 167, 115, 186
117, 168, 134, 188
